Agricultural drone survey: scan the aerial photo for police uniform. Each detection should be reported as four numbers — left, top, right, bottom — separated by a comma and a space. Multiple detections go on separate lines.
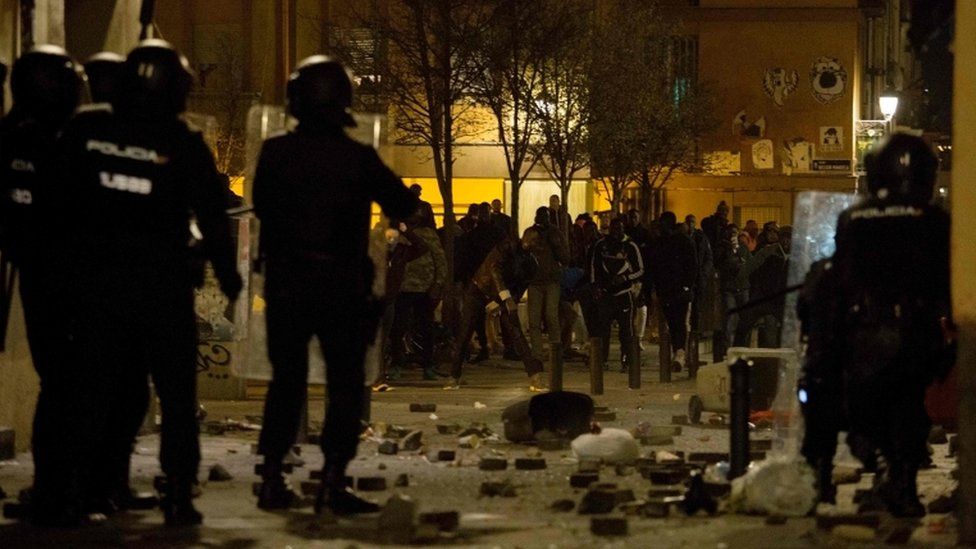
47, 40, 241, 526
253, 55, 416, 514
831, 134, 950, 517
0, 46, 83, 525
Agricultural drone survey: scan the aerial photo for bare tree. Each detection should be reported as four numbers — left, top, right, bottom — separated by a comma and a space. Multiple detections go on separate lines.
590, 1, 717, 218
528, 0, 595, 210
466, 0, 558, 233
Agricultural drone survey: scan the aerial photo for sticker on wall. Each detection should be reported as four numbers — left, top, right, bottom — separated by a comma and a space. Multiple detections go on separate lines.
762, 68, 799, 107
810, 57, 848, 104
733, 110, 766, 137
819, 126, 844, 153
752, 139, 774, 170
782, 138, 813, 175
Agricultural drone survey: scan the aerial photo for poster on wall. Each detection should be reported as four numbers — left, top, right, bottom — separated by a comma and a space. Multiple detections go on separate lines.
752, 139, 775, 170
762, 68, 798, 107
819, 126, 844, 153
782, 138, 813, 175
733, 110, 766, 137
810, 57, 848, 104
855, 120, 888, 175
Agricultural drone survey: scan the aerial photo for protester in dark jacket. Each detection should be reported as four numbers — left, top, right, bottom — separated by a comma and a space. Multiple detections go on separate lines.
650, 212, 697, 372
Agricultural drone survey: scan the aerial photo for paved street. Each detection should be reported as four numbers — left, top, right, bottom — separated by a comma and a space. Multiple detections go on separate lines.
0, 357, 960, 548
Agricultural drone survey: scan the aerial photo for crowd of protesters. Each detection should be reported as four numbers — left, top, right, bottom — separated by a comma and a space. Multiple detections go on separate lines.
375, 196, 792, 391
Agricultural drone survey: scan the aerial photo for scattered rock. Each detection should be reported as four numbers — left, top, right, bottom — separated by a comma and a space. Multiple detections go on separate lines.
578, 489, 618, 514
615, 489, 636, 505
479, 457, 508, 471
436, 423, 462, 435
591, 517, 628, 536
515, 458, 546, 470
928, 425, 949, 445
831, 465, 861, 485
578, 459, 602, 473
640, 499, 672, 518
832, 525, 876, 542
480, 481, 517, 497
614, 465, 635, 476
436, 450, 456, 462
640, 435, 674, 446
458, 435, 481, 449
410, 403, 437, 413
643, 468, 688, 485
378, 495, 417, 544
378, 440, 399, 455
593, 406, 610, 413
687, 452, 729, 464
419, 511, 459, 532
571, 473, 599, 488
402, 430, 424, 452
550, 499, 575, 512
654, 451, 683, 464
707, 414, 726, 426
394, 473, 410, 487
750, 439, 774, 451
207, 464, 233, 482
671, 415, 689, 425
593, 411, 617, 422
356, 477, 387, 491
378, 463, 387, 471
458, 423, 495, 438
474, 401, 487, 409
765, 515, 787, 525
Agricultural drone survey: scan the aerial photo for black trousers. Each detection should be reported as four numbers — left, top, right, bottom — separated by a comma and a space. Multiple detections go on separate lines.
661, 298, 691, 353
389, 291, 435, 371
597, 292, 634, 365
258, 274, 368, 468
451, 287, 541, 380
75, 283, 197, 488
19, 268, 86, 507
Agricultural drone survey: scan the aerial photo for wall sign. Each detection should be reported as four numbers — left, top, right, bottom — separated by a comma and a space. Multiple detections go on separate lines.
812, 159, 852, 172
762, 68, 798, 107
819, 126, 844, 153
810, 57, 848, 104
782, 138, 813, 175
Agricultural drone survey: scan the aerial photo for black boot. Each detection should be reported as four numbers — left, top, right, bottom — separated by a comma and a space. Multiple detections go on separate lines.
885, 464, 925, 518
159, 477, 202, 527
257, 462, 303, 510
314, 462, 379, 516
816, 458, 837, 505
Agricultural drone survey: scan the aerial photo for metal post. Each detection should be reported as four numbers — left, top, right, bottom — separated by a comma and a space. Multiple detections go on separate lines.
658, 303, 672, 383
550, 344, 564, 392
588, 336, 603, 395
628, 338, 640, 389
729, 358, 751, 480
296, 396, 309, 443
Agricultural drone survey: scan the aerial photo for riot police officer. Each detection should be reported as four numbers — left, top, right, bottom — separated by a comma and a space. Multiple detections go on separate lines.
83, 51, 125, 104
0, 45, 83, 526
832, 134, 951, 517
253, 56, 416, 514
46, 39, 242, 526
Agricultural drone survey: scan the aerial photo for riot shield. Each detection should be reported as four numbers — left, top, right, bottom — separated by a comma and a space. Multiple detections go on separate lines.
235, 106, 390, 385
772, 190, 857, 453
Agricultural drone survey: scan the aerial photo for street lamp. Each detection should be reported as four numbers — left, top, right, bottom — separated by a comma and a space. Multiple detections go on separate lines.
879, 91, 899, 135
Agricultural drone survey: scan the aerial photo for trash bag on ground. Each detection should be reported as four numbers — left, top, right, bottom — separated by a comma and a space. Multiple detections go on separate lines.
571, 428, 639, 464
728, 456, 817, 516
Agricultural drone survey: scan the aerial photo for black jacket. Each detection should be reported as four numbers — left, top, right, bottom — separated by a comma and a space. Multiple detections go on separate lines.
588, 236, 644, 297
650, 231, 697, 302
253, 125, 416, 293
48, 106, 240, 297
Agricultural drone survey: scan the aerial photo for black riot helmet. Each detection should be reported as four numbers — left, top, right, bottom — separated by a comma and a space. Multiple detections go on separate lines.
116, 39, 194, 118
10, 45, 82, 126
869, 133, 939, 203
286, 55, 356, 127
84, 51, 125, 104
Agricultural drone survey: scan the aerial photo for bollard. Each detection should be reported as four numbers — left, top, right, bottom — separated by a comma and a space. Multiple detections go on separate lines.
628, 338, 641, 389
550, 343, 564, 392
657, 305, 672, 383
688, 332, 700, 379
589, 337, 604, 395
728, 358, 751, 480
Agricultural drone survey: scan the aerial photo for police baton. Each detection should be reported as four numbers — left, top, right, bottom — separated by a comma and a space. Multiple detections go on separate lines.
139, 0, 156, 40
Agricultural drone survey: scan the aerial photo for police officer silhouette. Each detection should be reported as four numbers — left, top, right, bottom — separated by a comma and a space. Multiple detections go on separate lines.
252, 56, 416, 514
